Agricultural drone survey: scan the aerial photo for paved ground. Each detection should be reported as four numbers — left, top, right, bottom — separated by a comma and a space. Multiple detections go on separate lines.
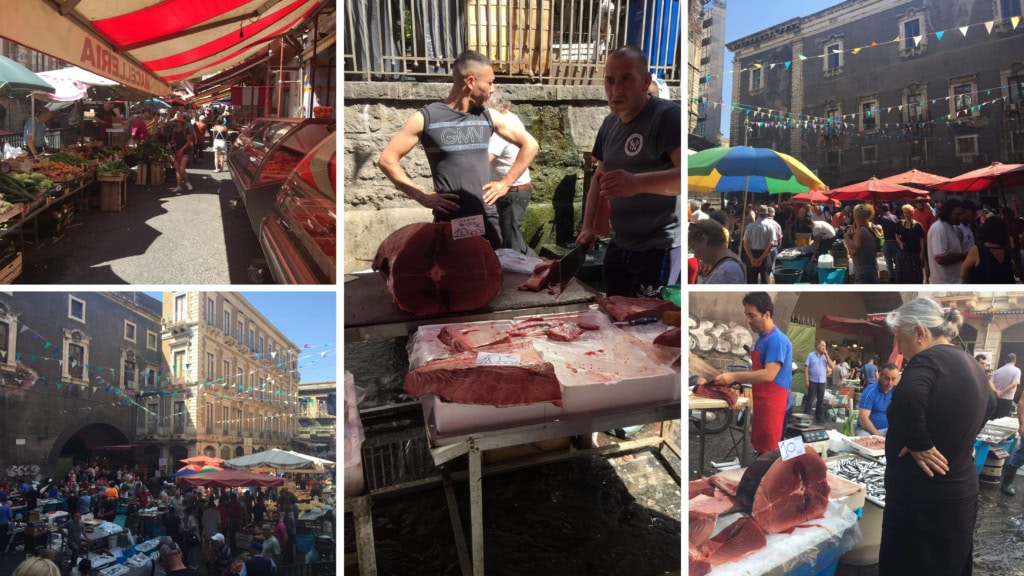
16, 150, 265, 284
689, 407, 1024, 576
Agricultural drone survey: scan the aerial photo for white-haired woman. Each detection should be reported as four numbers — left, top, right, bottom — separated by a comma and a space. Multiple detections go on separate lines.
485, 87, 535, 256
879, 297, 995, 576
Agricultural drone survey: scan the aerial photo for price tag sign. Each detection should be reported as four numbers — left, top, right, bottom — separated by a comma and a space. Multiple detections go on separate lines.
476, 352, 521, 366
451, 215, 486, 240
778, 436, 806, 461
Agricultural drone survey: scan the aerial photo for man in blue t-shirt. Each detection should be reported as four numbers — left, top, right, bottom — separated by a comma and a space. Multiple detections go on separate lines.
712, 292, 793, 454
857, 362, 900, 436
803, 340, 835, 424
861, 355, 878, 388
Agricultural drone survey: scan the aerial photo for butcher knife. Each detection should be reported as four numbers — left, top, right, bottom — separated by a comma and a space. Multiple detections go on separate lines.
558, 244, 588, 292
613, 317, 660, 326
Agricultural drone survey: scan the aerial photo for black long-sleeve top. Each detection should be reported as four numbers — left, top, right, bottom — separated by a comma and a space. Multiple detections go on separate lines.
885, 344, 997, 501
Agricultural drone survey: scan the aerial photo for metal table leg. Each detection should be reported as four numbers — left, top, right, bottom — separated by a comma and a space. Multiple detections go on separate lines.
469, 445, 484, 576
699, 408, 707, 477
742, 405, 751, 465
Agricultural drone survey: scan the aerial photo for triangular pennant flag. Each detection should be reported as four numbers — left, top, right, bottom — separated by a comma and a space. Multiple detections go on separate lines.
871, 41, 878, 47
784, 61, 791, 69
19, 325, 27, 333
798, 54, 807, 60
913, 35, 922, 46
93, 387, 98, 393
770, 63, 776, 70
56, 383, 61, 390
893, 35, 900, 42
851, 47, 861, 54
1014, 16, 1021, 29
986, 21, 994, 34
960, 26, 969, 36
935, 31, 944, 40
58, 360, 63, 367
899, 105, 903, 111
271, 351, 278, 359
43, 342, 51, 349
754, 63, 762, 69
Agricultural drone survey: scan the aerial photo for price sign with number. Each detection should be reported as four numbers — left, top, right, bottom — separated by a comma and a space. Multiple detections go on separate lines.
476, 352, 521, 366
451, 215, 486, 240
778, 436, 807, 461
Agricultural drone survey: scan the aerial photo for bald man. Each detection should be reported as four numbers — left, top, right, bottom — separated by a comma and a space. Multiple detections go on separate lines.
378, 50, 538, 248
576, 46, 681, 297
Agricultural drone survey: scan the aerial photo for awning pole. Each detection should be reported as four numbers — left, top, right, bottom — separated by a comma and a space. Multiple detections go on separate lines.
277, 41, 284, 118
308, 14, 318, 117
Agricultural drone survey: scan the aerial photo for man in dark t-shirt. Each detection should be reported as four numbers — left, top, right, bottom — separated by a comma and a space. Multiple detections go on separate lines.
577, 46, 681, 297
379, 50, 538, 249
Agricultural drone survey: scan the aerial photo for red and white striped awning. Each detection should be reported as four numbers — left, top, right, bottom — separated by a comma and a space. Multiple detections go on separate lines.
0, 1, 320, 96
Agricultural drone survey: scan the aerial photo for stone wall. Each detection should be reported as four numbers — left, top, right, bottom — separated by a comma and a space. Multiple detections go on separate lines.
342, 81, 678, 273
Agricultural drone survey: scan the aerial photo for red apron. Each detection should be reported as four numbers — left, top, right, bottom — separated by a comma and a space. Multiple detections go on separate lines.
750, 347, 791, 455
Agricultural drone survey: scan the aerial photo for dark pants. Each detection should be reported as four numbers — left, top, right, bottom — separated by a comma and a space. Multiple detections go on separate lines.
495, 185, 534, 256
803, 381, 827, 422
745, 248, 770, 284
883, 240, 899, 279
995, 398, 1015, 420
880, 493, 976, 576
0, 523, 8, 554
602, 241, 681, 298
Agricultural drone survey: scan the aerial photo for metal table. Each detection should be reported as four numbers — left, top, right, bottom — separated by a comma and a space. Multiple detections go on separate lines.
422, 400, 681, 576
689, 395, 752, 476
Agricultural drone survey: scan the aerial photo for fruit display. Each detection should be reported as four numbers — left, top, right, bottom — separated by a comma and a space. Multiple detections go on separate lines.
45, 152, 87, 167
97, 160, 130, 176
36, 162, 84, 182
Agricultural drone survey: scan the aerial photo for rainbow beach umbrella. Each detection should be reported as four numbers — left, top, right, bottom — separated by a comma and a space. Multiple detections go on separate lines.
688, 146, 827, 194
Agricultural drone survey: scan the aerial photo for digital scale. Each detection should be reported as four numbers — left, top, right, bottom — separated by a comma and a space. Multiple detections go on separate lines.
785, 423, 831, 458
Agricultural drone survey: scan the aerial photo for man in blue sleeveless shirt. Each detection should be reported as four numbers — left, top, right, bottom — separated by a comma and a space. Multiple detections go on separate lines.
577, 46, 681, 297
379, 50, 538, 248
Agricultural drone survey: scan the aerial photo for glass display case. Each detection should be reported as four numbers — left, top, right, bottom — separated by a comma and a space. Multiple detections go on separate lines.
259, 135, 336, 284
226, 117, 334, 237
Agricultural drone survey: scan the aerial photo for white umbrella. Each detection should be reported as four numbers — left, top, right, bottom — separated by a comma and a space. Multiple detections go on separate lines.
224, 448, 334, 471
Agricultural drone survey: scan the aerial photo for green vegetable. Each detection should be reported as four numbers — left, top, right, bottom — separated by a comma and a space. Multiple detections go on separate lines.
29, 173, 46, 183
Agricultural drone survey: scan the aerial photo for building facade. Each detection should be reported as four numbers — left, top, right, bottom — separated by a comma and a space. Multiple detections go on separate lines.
136, 292, 301, 473
296, 381, 336, 460
696, 0, 727, 144
0, 293, 162, 480
726, 0, 1024, 187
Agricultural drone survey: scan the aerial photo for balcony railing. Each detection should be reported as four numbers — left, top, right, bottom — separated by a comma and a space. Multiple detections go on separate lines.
343, 0, 681, 85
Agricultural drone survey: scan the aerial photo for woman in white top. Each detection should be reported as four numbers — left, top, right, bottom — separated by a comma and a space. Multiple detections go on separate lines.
485, 88, 536, 256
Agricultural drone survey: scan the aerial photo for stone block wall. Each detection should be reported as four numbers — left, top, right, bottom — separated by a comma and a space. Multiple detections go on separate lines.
342, 82, 679, 273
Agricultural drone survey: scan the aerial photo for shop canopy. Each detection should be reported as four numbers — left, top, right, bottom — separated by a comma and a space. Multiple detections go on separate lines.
819, 315, 892, 337
225, 448, 334, 471
178, 470, 285, 488
0, 1, 322, 97
0, 55, 55, 94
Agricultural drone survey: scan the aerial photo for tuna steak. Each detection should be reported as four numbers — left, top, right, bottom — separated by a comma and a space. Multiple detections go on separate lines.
518, 260, 559, 292
689, 509, 718, 548
404, 342, 562, 407
699, 517, 767, 567
653, 327, 681, 347
438, 325, 512, 352
373, 223, 502, 315
689, 545, 712, 576
547, 322, 584, 342
597, 296, 679, 322
688, 492, 736, 515
689, 478, 715, 499
732, 447, 830, 534
692, 383, 739, 408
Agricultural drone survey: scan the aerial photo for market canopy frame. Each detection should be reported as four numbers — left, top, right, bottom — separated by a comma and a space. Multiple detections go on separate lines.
177, 470, 286, 488
225, 448, 334, 471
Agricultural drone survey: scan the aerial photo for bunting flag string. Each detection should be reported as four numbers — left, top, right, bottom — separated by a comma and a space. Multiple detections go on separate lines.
700, 12, 1023, 85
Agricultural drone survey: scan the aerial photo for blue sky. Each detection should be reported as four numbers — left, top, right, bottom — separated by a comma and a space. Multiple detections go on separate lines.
720, 0, 845, 137
144, 291, 337, 384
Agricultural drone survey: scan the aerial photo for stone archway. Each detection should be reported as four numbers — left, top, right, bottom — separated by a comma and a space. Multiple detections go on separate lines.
142, 445, 160, 475
235, 446, 245, 457
220, 446, 231, 461
169, 445, 189, 468
49, 420, 132, 478
203, 445, 217, 458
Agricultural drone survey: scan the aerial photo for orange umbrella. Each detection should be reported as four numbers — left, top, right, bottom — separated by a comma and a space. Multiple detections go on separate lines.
181, 456, 225, 466
825, 177, 930, 203
881, 168, 948, 188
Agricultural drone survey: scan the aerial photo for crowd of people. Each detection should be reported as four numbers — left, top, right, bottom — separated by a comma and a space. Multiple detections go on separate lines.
688, 196, 1024, 285
0, 461, 330, 575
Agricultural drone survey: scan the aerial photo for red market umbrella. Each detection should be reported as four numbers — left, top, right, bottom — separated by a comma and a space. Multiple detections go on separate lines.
791, 190, 839, 206
178, 470, 285, 489
825, 177, 930, 203
881, 168, 948, 188
929, 162, 1024, 198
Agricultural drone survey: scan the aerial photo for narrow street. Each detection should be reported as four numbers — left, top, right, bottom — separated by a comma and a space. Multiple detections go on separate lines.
17, 150, 265, 284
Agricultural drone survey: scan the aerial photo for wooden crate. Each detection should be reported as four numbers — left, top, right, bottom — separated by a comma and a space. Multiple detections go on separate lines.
98, 174, 128, 212
0, 252, 22, 284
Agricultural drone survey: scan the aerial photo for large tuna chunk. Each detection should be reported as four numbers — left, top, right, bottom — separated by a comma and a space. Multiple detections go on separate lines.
732, 446, 830, 534
373, 223, 502, 316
